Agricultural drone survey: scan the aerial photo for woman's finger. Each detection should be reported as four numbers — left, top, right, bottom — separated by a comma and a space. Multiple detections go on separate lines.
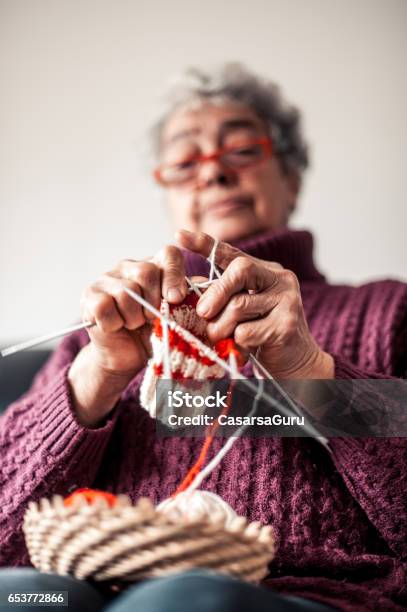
80, 285, 124, 334
109, 279, 147, 330
234, 300, 299, 349
176, 229, 283, 274
196, 257, 277, 319
118, 260, 161, 320
153, 245, 188, 303
176, 229, 249, 270
88, 273, 147, 330
205, 291, 274, 343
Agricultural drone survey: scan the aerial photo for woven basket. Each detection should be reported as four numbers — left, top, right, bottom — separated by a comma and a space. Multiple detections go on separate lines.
23, 494, 275, 584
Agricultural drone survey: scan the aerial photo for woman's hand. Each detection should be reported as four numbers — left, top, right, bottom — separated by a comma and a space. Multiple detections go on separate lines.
68, 247, 188, 427
176, 230, 334, 379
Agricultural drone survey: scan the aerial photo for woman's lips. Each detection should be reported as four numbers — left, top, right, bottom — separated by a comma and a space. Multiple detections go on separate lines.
204, 196, 253, 217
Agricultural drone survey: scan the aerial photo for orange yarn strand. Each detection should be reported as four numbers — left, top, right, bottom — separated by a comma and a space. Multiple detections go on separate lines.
174, 379, 235, 495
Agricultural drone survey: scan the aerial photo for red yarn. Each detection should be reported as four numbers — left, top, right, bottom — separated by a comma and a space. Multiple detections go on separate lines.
153, 295, 245, 492
154, 296, 243, 369
173, 379, 236, 495
215, 338, 245, 367
64, 488, 117, 508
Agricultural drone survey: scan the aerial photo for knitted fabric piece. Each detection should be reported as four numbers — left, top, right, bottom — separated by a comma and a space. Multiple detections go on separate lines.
139, 292, 242, 418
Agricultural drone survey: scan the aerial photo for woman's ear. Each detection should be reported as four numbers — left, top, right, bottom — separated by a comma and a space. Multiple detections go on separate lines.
286, 170, 301, 216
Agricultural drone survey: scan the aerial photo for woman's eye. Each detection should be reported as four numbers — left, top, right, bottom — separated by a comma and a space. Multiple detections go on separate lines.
174, 159, 196, 170
233, 146, 259, 156
223, 145, 262, 163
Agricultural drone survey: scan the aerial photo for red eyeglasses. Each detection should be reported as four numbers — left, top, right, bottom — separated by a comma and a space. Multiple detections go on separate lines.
154, 137, 273, 187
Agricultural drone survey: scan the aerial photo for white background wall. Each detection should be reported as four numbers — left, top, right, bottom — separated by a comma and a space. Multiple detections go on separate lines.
1, 0, 406, 344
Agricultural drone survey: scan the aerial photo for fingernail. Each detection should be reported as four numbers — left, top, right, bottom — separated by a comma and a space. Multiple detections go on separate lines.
167, 287, 183, 302
176, 229, 193, 244
197, 298, 209, 316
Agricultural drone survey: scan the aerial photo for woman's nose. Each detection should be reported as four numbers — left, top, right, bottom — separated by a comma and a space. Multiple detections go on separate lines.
196, 159, 238, 188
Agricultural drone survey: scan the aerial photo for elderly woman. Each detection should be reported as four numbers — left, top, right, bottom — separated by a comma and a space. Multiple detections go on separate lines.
0, 64, 406, 612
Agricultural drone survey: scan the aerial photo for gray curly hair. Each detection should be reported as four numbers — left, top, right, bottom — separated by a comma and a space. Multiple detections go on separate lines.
151, 63, 309, 177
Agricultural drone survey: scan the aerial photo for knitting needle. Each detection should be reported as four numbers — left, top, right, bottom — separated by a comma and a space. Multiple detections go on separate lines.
0, 275, 208, 358
0, 250, 218, 359
122, 286, 329, 450
0, 321, 94, 358
186, 378, 265, 493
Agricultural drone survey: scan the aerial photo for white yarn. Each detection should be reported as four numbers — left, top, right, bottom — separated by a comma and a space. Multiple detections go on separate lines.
185, 276, 202, 297
161, 300, 172, 379
157, 490, 237, 528
228, 351, 239, 379
207, 239, 222, 280
170, 301, 208, 337
139, 298, 229, 418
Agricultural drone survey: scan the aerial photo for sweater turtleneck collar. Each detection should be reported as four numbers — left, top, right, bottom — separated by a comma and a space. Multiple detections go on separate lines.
232, 227, 325, 282
184, 227, 325, 283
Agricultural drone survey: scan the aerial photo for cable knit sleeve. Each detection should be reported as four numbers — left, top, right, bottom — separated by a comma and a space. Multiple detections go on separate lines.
0, 332, 119, 567
327, 349, 407, 559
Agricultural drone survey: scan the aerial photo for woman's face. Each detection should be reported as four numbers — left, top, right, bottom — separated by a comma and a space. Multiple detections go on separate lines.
159, 102, 300, 243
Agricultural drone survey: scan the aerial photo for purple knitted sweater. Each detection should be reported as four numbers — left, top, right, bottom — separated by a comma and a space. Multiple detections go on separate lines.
1, 228, 406, 611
